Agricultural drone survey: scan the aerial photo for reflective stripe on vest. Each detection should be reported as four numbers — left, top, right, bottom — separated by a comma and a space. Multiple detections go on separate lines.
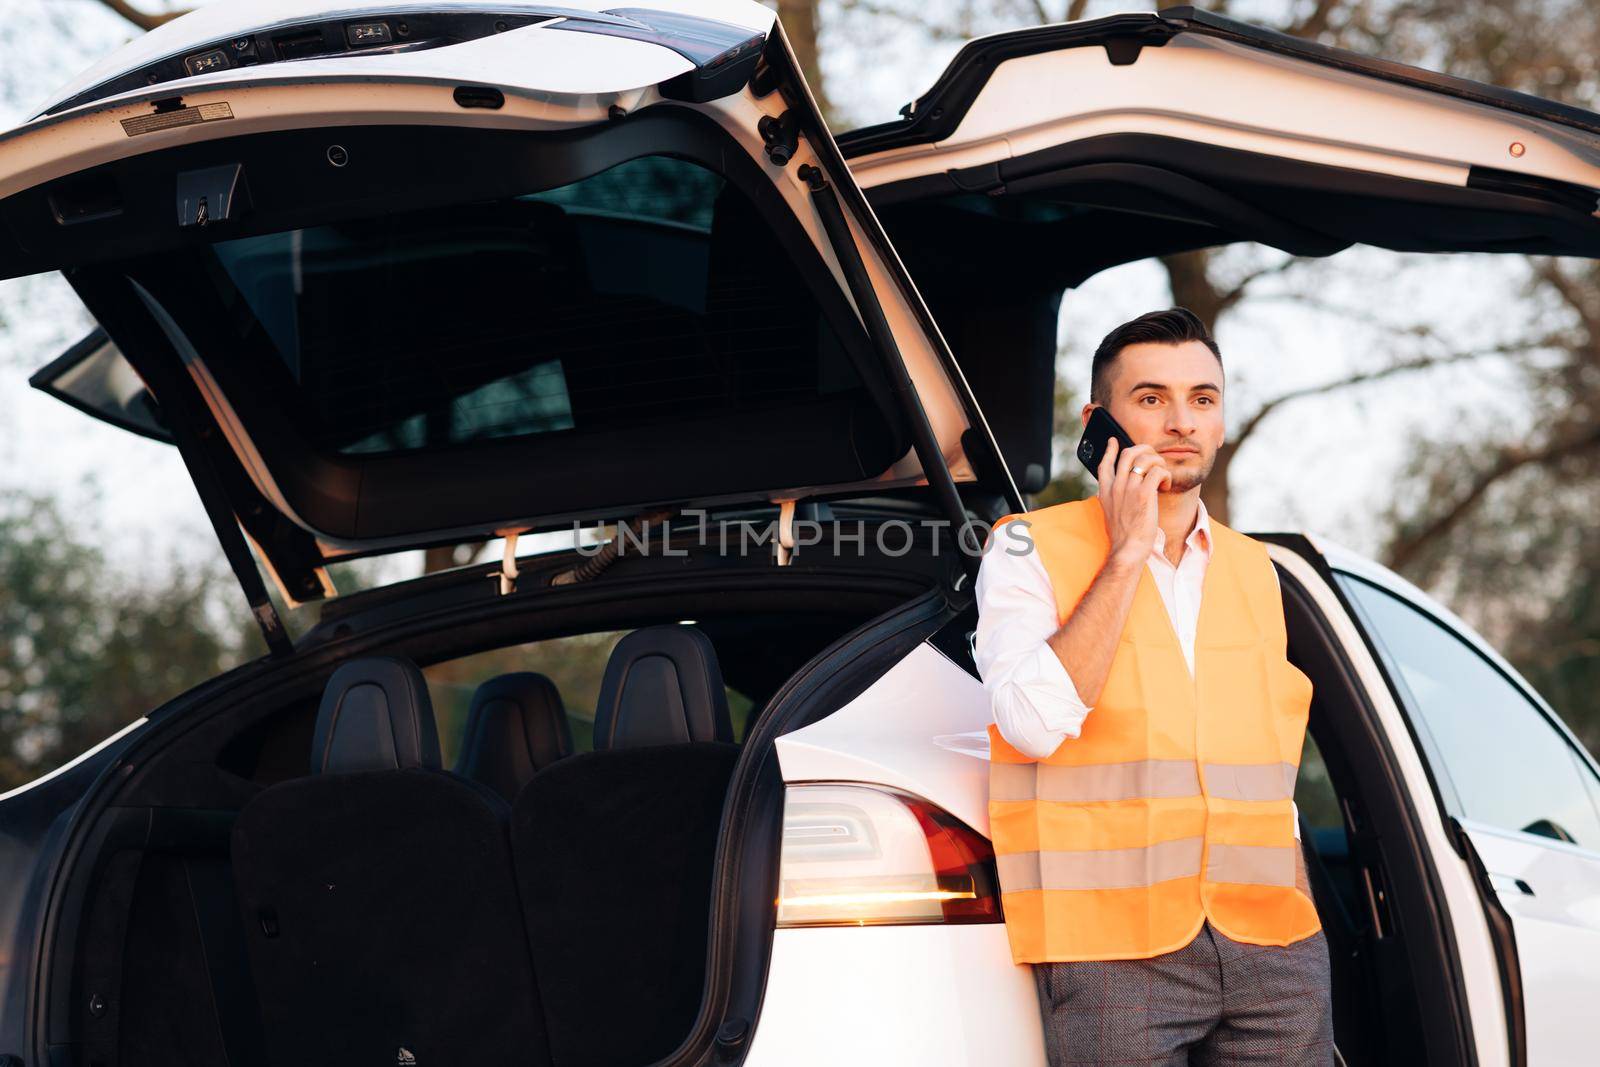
990, 760, 1298, 804
997, 837, 1202, 891
1203, 762, 1300, 803
995, 839, 1300, 892
990, 759, 1200, 803
984, 497, 1321, 963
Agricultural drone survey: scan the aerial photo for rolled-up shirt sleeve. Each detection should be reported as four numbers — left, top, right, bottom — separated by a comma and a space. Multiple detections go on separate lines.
973, 540, 1091, 760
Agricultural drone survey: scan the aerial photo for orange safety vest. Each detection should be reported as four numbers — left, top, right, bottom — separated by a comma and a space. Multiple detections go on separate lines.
986, 497, 1320, 963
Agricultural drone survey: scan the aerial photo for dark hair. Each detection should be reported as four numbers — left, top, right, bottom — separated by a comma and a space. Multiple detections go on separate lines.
1089, 307, 1222, 406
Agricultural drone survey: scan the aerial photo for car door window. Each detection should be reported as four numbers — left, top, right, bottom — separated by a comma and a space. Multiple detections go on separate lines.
1340, 576, 1600, 850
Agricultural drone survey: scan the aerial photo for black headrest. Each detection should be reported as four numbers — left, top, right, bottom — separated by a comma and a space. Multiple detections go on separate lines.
593, 626, 733, 750
454, 672, 574, 801
311, 656, 442, 774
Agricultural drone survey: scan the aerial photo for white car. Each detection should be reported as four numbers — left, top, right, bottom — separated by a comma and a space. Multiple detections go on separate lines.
0, 3, 1597, 1066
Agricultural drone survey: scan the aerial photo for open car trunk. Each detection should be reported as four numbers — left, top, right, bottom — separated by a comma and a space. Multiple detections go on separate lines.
49, 525, 954, 1067
5, 0, 1012, 649
2, 6, 997, 1064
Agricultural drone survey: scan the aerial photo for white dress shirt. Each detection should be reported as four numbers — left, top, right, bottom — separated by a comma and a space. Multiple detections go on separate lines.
974, 498, 1301, 837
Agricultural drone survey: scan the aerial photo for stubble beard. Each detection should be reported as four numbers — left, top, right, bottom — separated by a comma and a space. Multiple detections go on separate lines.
1159, 450, 1217, 495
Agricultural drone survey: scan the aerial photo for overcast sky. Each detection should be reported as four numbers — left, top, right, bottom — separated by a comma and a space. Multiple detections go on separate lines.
0, 0, 1544, 591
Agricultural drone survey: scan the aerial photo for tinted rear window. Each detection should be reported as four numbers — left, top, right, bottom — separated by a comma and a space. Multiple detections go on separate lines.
179, 155, 866, 456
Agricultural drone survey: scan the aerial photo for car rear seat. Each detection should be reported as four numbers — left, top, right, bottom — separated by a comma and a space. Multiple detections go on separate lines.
455, 672, 574, 802
511, 626, 740, 1067
231, 656, 550, 1067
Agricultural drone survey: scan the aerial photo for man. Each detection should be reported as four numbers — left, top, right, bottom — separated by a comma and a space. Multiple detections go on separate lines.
975, 308, 1332, 1065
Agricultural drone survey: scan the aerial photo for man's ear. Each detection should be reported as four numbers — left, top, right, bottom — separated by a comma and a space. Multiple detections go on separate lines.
1080, 402, 1096, 429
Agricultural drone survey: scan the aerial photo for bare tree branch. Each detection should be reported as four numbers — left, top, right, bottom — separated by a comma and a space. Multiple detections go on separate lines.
1216, 255, 1303, 317
1288, 0, 1346, 40
1386, 423, 1600, 572
93, 0, 189, 31
834, 0, 976, 41
1530, 257, 1600, 341
1067, 0, 1093, 23
1231, 343, 1535, 449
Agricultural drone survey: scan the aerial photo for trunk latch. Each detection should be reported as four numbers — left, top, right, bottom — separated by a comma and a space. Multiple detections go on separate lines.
774, 498, 797, 566
489, 528, 525, 595
176, 163, 248, 228
758, 110, 800, 166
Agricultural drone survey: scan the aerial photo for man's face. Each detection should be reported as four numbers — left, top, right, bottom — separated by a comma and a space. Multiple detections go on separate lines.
1084, 339, 1225, 495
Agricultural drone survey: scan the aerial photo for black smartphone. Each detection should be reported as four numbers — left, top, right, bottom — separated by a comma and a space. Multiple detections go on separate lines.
1075, 406, 1136, 479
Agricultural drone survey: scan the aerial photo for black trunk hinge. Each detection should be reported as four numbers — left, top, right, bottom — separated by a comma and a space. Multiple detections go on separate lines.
133, 357, 293, 655
64, 273, 296, 655
758, 110, 801, 165
175, 423, 294, 657
797, 163, 980, 582
1102, 25, 1175, 66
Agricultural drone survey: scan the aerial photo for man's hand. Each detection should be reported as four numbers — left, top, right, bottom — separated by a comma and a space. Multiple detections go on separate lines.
1040, 436, 1171, 709
1097, 438, 1172, 566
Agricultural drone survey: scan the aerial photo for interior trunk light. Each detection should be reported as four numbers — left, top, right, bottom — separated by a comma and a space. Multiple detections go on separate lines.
776, 783, 1001, 927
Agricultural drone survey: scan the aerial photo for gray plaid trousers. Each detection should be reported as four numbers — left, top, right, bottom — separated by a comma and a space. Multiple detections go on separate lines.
1032, 920, 1334, 1066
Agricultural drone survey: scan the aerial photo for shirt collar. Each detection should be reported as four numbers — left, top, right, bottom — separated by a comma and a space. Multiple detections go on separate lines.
1151, 498, 1213, 560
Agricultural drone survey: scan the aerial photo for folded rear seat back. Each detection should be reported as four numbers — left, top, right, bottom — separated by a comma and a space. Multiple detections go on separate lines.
231, 656, 550, 1067
455, 671, 575, 802
511, 626, 740, 1067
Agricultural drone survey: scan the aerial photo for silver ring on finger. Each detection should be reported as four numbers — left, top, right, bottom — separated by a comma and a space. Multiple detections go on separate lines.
1131, 464, 1146, 476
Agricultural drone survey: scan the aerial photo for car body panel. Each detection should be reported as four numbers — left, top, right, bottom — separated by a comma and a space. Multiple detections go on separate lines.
1464, 821, 1600, 1067
1323, 536, 1600, 1067
747, 924, 1045, 1065
774, 642, 988, 834
3, 13, 703, 202
842, 6, 1600, 182
38, 0, 775, 116
845, 25, 1600, 195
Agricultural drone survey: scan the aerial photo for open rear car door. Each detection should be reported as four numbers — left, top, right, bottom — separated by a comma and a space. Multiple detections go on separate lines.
840, 6, 1600, 494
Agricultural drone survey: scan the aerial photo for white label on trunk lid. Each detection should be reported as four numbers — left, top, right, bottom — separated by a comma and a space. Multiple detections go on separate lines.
121, 101, 234, 138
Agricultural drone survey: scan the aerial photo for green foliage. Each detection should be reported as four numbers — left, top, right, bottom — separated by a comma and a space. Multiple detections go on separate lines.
0, 490, 257, 791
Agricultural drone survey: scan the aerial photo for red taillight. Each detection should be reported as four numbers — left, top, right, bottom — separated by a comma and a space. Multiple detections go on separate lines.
904, 793, 1003, 923
775, 784, 1001, 928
